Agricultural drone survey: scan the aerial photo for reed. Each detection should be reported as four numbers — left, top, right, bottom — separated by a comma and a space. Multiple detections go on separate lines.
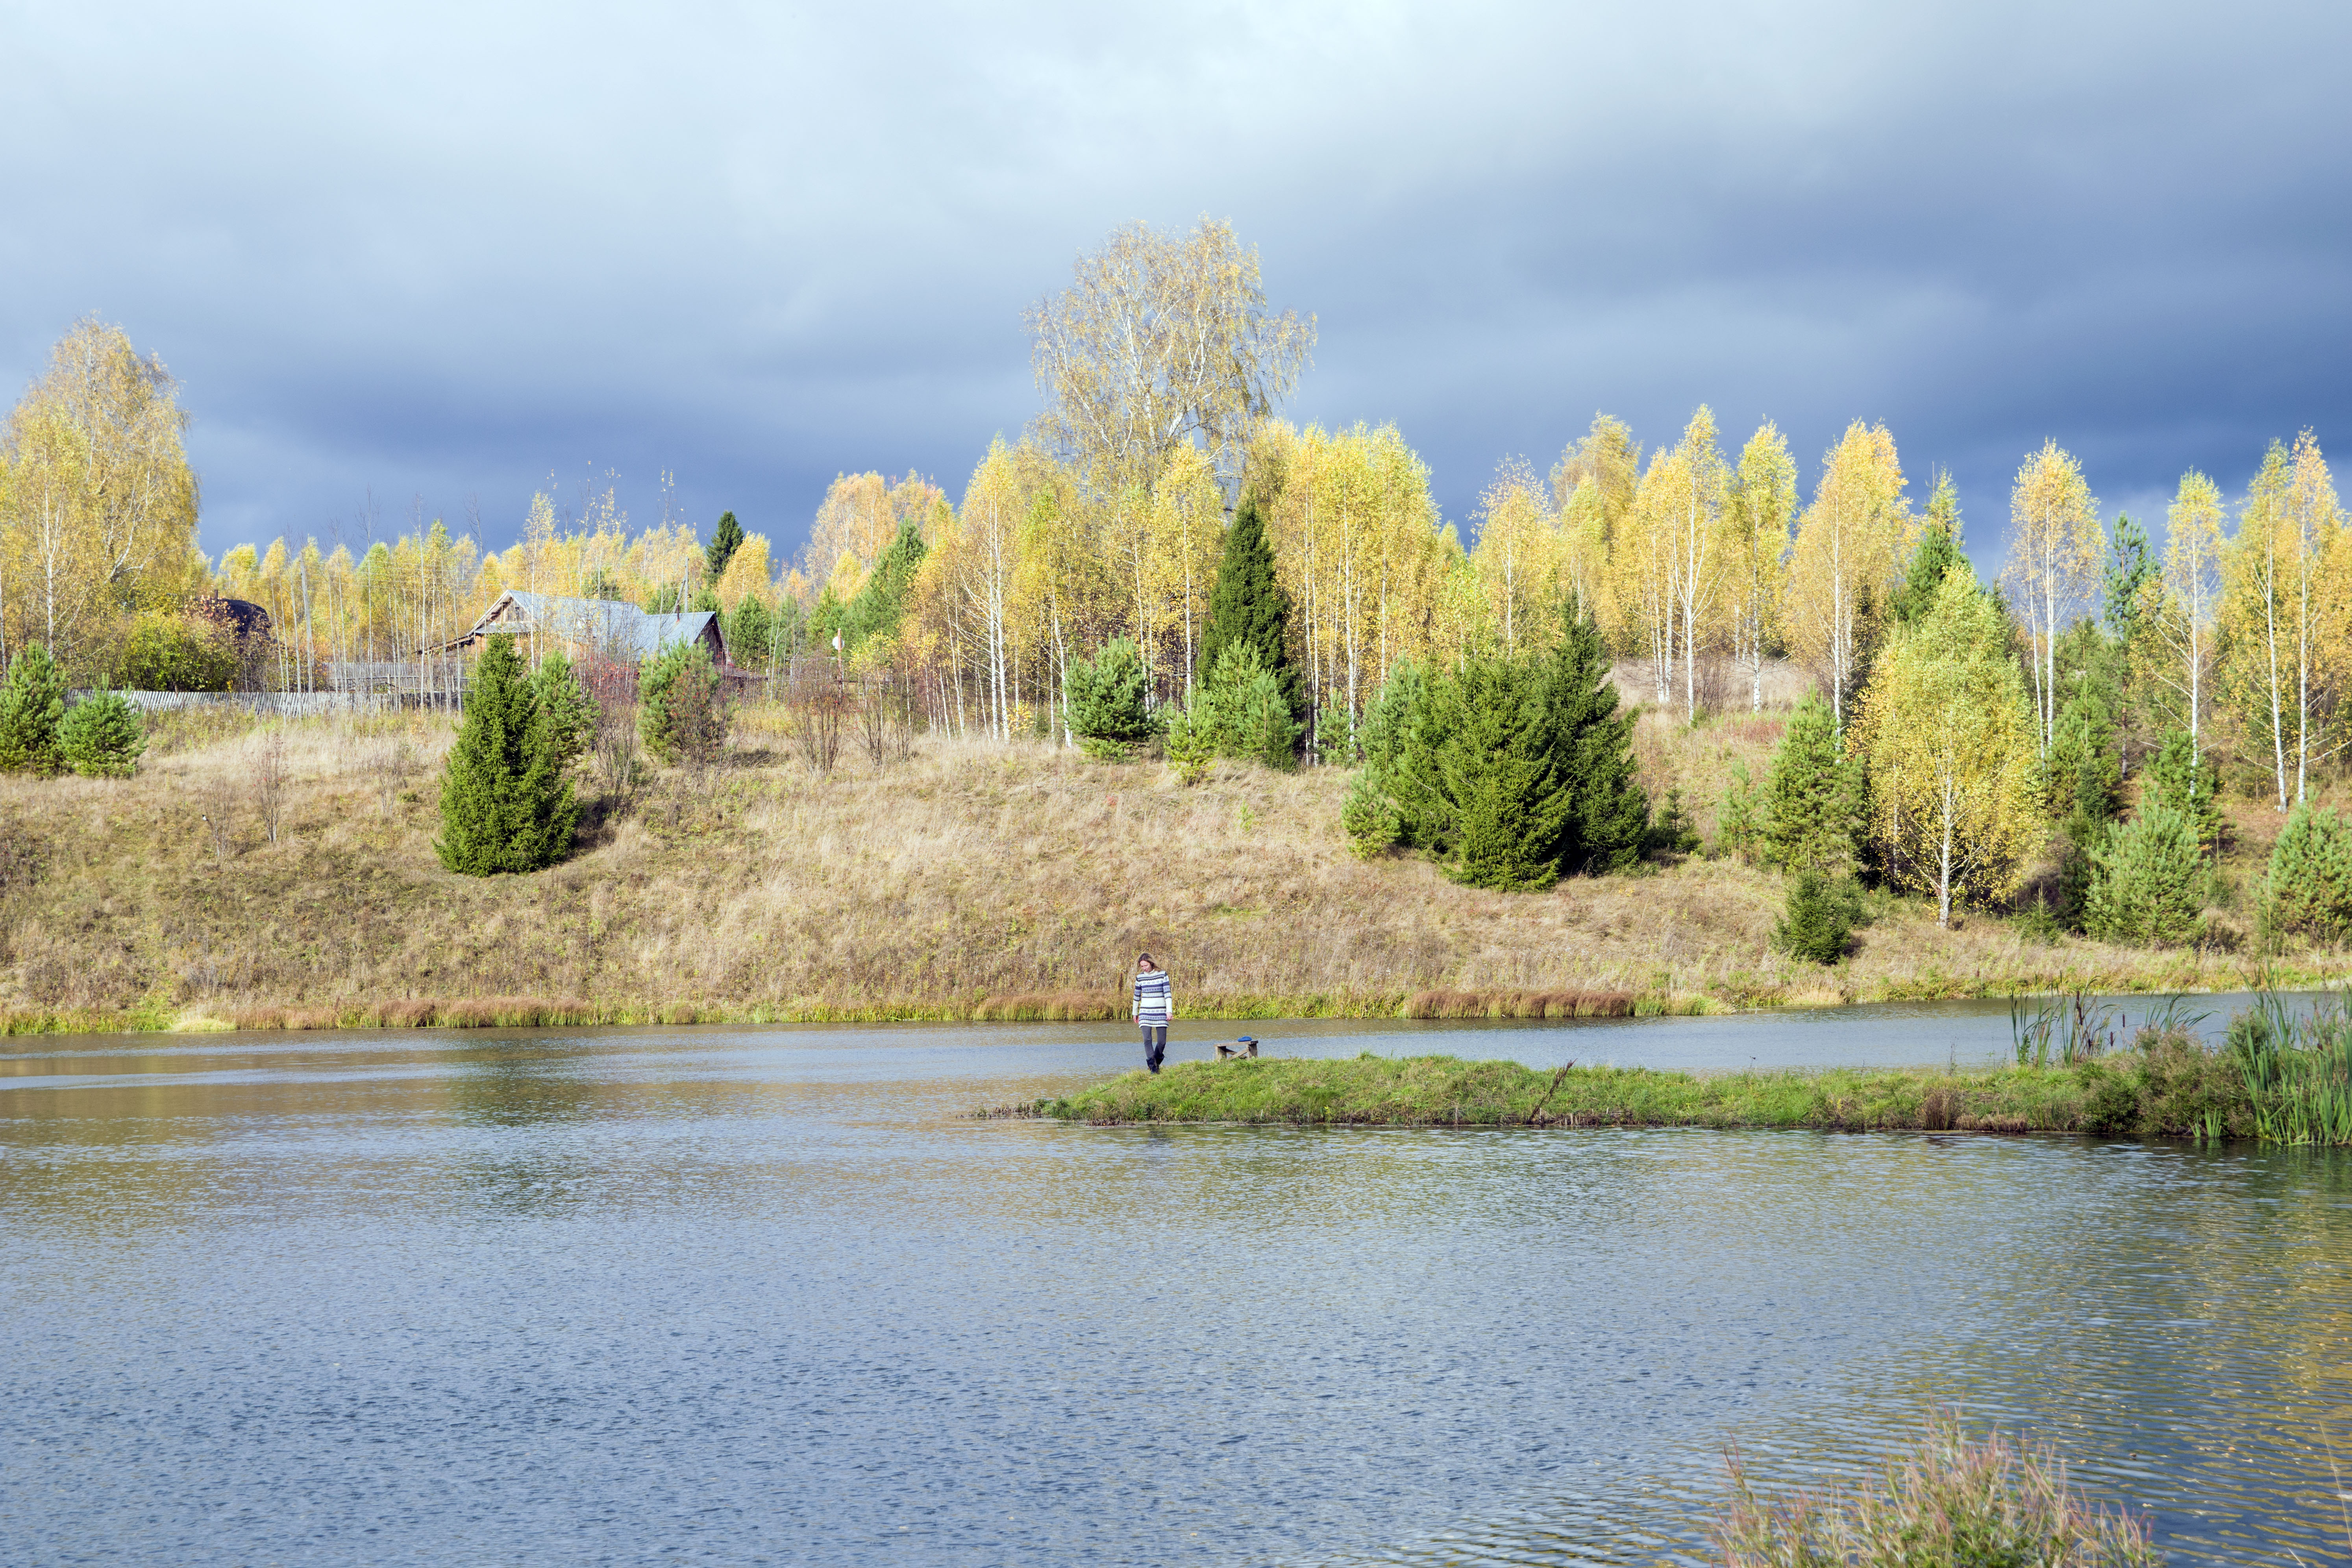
1714, 1410, 2155, 1567
2229, 990, 2352, 1146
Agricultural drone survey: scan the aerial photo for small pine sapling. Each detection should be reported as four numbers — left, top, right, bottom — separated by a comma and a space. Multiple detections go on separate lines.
0, 643, 68, 776
57, 689, 146, 777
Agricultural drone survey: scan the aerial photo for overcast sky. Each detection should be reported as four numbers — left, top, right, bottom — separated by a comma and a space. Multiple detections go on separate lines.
4, 0, 2347, 578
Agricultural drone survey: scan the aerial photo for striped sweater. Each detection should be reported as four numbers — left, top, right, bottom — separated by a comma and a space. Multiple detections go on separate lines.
1133, 968, 1173, 1024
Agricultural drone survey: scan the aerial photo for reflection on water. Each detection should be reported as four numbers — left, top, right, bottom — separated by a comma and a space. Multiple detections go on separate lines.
2, 1015, 2348, 1566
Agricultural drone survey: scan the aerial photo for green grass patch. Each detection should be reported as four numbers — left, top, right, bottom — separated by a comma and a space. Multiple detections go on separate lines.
1017, 1036, 2254, 1137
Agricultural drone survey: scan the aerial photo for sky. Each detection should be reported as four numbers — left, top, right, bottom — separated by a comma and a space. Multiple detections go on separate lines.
3, 0, 2348, 580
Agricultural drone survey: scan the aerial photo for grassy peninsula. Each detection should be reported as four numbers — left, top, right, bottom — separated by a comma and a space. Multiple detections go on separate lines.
1019, 1036, 2256, 1138
0, 703, 2344, 1034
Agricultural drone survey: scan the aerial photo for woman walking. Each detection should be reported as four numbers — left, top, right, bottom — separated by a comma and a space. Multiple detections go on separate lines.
1133, 953, 1172, 1073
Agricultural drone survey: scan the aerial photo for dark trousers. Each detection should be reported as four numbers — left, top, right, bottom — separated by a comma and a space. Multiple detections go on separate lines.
1140, 1024, 1167, 1072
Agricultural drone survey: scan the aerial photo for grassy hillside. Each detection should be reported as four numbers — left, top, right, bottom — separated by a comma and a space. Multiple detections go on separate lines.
0, 702, 2342, 1032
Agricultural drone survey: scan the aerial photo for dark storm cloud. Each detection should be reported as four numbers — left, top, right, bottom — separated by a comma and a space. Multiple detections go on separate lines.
2, 0, 2345, 571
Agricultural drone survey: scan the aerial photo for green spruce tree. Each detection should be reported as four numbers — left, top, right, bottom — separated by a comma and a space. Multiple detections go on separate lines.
1762, 691, 1857, 875
705, 510, 746, 584
1199, 493, 1302, 727
1438, 657, 1575, 890
0, 643, 68, 776
437, 638, 578, 875
1188, 642, 1299, 769
1541, 613, 1649, 876
1773, 870, 1863, 964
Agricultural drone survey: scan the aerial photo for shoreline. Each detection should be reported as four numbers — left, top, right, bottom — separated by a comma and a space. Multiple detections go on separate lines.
2, 969, 2345, 1037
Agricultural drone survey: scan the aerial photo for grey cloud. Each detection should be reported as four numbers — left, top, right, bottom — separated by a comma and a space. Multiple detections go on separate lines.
1, 0, 2346, 575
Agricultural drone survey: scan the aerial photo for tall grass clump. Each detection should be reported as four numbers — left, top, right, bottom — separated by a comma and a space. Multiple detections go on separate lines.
1715, 1412, 2155, 1567
2229, 990, 2352, 1145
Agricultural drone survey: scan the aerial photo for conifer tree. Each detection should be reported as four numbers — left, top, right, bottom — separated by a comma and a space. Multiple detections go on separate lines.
841, 520, 927, 653
529, 651, 596, 773
57, 689, 146, 777
1762, 692, 1856, 875
1438, 657, 1575, 890
1200, 493, 1302, 725
437, 638, 577, 875
1889, 478, 1962, 626
1339, 613, 1645, 883
1541, 613, 1649, 876
2139, 729, 2226, 857
2084, 799, 2206, 945
2263, 803, 2352, 942
1188, 642, 1299, 770
0, 644, 68, 776
1066, 636, 1160, 759
705, 510, 746, 584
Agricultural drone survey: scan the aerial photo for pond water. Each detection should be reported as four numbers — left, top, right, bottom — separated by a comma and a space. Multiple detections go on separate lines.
3, 1007, 2348, 1565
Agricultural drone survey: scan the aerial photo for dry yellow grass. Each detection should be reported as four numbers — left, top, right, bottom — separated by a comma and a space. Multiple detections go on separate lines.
0, 699, 2342, 1031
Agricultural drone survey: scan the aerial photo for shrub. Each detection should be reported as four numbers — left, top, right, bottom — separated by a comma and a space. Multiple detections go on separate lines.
436, 638, 578, 875
117, 608, 239, 692
2261, 803, 2352, 943
1773, 870, 1863, 964
2083, 799, 2206, 945
0, 643, 68, 775
1066, 636, 1160, 760
57, 690, 146, 778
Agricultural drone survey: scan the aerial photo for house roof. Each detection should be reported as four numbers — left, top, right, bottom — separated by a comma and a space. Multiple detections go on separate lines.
453, 591, 728, 662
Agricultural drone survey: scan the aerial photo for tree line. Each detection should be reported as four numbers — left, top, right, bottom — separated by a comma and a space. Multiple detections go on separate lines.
1, 224, 2347, 929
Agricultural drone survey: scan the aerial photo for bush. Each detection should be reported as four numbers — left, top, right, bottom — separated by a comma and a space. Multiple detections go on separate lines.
0, 643, 67, 775
117, 608, 239, 692
1773, 870, 1863, 964
57, 690, 146, 778
2262, 802, 2352, 943
436, 638, 578, 875
1066, 636, 1160, 760
2083, 799, 2206, 945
